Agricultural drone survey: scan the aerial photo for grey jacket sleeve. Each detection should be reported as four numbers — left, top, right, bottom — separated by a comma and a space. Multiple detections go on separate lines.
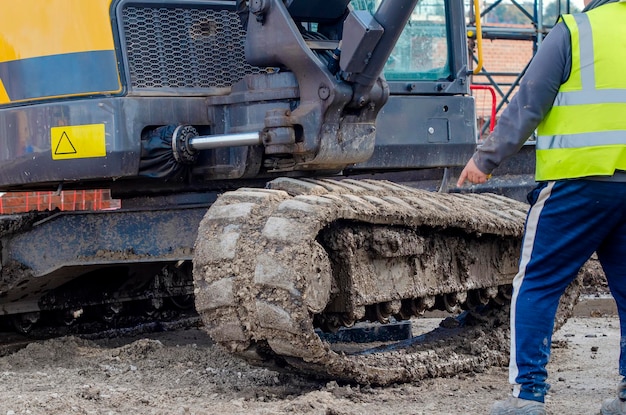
472, 23, 571, 174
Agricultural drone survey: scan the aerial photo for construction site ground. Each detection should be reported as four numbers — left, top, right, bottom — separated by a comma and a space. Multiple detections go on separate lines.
0, 296, 619, 415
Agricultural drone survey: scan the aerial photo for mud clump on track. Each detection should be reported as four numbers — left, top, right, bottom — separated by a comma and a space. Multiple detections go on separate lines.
580, 255, 609, 295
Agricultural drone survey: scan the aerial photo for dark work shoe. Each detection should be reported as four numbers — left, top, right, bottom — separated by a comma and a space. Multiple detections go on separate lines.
601, 397, 626, 415
601, 382, 626, 415
489, 396, 546, 415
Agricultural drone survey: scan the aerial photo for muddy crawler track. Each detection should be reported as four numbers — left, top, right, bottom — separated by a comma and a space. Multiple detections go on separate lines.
192, 178, 580, 385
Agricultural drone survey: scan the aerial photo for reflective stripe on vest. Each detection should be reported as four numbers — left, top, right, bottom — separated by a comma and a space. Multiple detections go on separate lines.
535, 3, 626, 181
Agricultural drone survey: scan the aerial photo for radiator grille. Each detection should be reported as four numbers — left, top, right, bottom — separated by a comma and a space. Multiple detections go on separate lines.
121, 6, 262, 91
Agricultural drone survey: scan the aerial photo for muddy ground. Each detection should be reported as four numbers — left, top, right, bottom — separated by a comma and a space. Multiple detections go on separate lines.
0, 297, 620, 415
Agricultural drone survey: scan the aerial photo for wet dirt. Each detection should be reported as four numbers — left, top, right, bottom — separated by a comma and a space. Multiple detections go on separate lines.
0, 310, 620, 415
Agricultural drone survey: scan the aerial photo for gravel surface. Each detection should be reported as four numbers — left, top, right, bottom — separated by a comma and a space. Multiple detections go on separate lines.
0, 305, 621, 415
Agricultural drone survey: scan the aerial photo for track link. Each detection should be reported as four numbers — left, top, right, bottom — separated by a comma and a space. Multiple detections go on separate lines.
192, 178, 575, 385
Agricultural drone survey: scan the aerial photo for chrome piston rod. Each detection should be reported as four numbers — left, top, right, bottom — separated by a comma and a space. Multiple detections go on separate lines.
190, 131, 261, 150
172, 125, 262, 164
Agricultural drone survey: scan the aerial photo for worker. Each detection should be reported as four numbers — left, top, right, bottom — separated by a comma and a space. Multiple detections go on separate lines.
457, 0, 626, 414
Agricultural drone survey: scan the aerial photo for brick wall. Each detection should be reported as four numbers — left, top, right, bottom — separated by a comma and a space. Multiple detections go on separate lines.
479, 39, 534, 74
0, 189, 121, 214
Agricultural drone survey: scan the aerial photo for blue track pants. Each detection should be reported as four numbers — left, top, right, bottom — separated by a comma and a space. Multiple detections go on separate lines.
510, 180, 626, 402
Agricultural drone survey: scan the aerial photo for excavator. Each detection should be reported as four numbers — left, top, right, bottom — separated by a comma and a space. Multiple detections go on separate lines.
0, 0, 580, 384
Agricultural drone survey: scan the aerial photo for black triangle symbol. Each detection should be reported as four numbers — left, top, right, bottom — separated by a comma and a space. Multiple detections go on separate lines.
54, 131, 77, 155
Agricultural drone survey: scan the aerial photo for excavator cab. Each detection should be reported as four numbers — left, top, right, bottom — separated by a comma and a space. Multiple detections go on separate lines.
347, 0, 476, 179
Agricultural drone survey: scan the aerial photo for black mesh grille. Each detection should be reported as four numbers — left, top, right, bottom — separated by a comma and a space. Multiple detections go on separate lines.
121, 6, 262, 91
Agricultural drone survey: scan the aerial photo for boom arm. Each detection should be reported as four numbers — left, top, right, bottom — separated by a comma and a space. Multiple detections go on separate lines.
243, 0, 420, 169
345, 0, 420, 107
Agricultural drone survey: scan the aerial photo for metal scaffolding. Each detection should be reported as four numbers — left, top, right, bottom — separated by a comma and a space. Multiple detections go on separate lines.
467, 0, 578, 136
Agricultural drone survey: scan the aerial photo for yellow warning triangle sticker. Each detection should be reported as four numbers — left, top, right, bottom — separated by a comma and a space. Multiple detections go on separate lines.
51, 124, 106, 160
54, 131, 77, 155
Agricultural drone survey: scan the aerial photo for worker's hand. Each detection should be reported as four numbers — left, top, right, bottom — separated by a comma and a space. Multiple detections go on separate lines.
457, 158, 491, 187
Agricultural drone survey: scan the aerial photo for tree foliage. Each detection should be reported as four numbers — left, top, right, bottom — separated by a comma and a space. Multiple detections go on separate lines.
483, 0, 581, 25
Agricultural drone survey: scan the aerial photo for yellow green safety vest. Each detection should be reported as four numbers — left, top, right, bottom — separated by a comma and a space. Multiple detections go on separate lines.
535, 2, 626, 181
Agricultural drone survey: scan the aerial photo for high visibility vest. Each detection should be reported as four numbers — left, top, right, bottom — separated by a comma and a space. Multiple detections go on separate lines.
535, 2, 626, 181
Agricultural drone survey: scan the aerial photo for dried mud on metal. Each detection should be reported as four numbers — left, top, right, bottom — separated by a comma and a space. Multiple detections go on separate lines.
193, 179, 529, 385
